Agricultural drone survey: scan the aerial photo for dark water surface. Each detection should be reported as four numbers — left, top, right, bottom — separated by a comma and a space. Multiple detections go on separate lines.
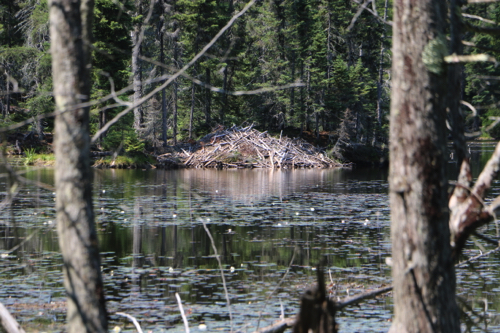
1, 142, 500, 332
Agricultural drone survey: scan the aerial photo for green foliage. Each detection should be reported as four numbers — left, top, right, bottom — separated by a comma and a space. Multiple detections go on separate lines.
481, 109, 500, 139
4, 0, 393, 152
24, 148, 36, 165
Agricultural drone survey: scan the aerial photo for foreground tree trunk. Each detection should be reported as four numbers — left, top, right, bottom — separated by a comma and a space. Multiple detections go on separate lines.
389, 0, 460, 332
49, 0, 108, 332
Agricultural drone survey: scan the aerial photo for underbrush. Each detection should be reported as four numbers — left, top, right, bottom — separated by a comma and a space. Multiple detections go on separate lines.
93, 153, 156, 169
24, 149, 56, 166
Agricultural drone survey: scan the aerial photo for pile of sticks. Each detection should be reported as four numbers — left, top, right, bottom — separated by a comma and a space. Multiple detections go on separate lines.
161, 125, 345, 169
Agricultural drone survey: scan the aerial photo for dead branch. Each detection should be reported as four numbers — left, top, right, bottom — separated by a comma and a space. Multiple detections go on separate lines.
252, 318, 295, 333
449, 142, 500, 256
336, 285, 393, 310
0, 303, 26, 333
462, 13, 497, 25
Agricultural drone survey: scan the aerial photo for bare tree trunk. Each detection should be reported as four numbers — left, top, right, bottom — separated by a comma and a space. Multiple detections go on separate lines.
49, 0, 108, 332
376, 0, 388, 126
160, 28, 167, 147
172, 33, 179, 145
389, 0, 460, 332
448, 0, 467, 166
220, 66, 228, 125
205, 67, 211, 127
189, 69, 196, 139
132, 0, 143, 131
172, 79, 178, 145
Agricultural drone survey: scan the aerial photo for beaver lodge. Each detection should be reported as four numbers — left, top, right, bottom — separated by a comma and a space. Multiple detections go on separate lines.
156, 125, 349, 169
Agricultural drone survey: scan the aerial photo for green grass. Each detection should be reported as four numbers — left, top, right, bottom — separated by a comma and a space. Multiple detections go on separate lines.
93, 153, 156, 168
23, 148, 37, 166
24, 151, 56, 166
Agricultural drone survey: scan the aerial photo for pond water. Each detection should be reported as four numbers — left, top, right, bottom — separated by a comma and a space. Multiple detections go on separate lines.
1, 142, 500, 332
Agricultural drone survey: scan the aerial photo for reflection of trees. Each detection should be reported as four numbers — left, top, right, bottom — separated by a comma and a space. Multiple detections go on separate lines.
132, 200, 143, 294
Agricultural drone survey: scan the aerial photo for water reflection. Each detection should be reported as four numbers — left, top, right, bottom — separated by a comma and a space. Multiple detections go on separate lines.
1, 144, 500, 332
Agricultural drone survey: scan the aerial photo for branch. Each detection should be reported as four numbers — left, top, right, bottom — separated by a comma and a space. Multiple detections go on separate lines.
464, 21, 500, 36
347, 0, 373, 32
0, 303, 26, 333
462, 13, 497, 25
175, 293, 190, 333
461, 40, 500, 55
115, 312, 144, 333
456, 246, 500, 268
336, 285, 393, 310
251, 318, 295, 333
202, 222, 233, 332
449, 142, 500, 256
444, 53, 497, 64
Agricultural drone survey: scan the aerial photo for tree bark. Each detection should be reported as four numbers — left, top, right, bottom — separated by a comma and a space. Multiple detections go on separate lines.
205, 67, 211, 127
389, 0, 460, 332
132, 0, 143, 131
160, 25, 167, 147
49, 0, 108, 332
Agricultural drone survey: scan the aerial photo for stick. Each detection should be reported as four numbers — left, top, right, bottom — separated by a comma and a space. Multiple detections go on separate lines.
202, 222, 233, 332
175, 293, 190, 333
115, 312, 144, 333
0, 303, 26, 333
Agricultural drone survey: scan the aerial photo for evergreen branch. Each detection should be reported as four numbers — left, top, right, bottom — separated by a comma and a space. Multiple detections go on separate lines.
91, 0, 254, 143
464, 21, 500, 36
461, 40, 500, 54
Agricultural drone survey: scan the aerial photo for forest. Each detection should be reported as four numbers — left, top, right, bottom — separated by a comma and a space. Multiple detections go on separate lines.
1, 0, 500, 160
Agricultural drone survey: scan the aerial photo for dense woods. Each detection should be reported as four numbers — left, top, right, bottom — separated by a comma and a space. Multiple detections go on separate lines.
1, 0, 499, 158
2, 0, 500, 158
1, 0, 391, 158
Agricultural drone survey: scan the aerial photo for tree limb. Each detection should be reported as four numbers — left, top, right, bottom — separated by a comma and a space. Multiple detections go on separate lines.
0, 303, 26, 333
449, 142, 500, 256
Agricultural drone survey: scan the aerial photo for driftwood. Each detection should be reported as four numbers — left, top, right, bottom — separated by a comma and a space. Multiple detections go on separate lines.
157, 125, 348, 169
0, 303, 26, 333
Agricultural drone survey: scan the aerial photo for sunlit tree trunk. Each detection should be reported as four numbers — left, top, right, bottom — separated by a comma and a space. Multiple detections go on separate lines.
389, 0, 460, 332
48, 0, 108, 332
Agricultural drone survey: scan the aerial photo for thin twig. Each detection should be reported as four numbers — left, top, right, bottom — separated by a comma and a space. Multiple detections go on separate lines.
115, 312, 144, 333
0, 303, 26, 333
202, 222, 233, 332
456, 246, 500, 268
175, 293, 190, 333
